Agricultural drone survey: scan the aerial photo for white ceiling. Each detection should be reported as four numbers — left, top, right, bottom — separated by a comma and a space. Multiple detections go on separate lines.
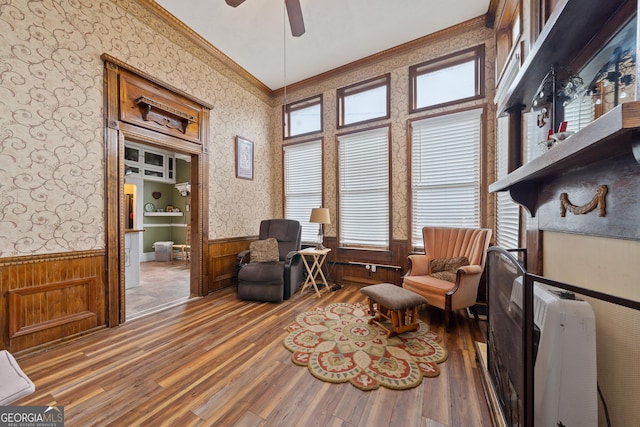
154, 0, 491, 90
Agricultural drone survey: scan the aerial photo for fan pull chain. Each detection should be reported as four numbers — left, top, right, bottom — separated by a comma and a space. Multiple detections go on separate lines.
283, 0, 288, 104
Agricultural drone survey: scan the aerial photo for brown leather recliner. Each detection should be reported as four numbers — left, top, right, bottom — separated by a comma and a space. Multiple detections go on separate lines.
236, 219, 304, 302
403, 226, 492, 330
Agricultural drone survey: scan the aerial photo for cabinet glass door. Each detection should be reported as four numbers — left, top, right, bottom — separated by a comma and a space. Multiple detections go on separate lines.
125, 146, 140, 162
144, 151, 164, 167
125, 165, 140, 176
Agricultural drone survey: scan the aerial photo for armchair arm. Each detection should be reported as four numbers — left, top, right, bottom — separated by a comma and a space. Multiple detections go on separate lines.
236, 250, 250, 270
449, 265, 483, 293
284, 250, 304, 300
458, 265, 482, 276
284, 250, 301, 267
284, 250, 302, 281
447, 265, 485, 310
405, 254, 431, 277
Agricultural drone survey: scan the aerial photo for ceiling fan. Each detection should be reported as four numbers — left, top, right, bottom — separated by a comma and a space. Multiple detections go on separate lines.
225, 0, 305, 37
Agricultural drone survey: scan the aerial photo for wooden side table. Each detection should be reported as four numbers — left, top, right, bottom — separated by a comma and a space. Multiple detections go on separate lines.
299, 248, 331, 298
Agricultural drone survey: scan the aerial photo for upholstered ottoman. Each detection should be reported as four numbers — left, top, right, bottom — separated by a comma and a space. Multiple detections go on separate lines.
0, 350, 35, 405
360, 283, 427, 337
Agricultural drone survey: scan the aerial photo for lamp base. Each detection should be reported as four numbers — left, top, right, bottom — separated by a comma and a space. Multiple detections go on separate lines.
315, 229, 324, 250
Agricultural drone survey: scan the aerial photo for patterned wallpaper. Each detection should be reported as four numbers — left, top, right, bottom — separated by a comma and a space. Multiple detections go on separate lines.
0, 0, 274, 257
0, 0, 496, 258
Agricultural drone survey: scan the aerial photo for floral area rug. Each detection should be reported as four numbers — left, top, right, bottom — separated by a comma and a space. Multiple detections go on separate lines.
282, 302, 448, 391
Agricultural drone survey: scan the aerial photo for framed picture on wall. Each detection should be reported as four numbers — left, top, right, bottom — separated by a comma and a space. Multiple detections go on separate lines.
235, 136, 253, 180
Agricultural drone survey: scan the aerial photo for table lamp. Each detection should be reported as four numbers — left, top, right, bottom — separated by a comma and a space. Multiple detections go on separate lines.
309, 207, 330, 250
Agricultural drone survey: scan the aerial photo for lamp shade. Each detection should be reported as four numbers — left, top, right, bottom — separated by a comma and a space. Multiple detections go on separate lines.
309, 207, 330, 224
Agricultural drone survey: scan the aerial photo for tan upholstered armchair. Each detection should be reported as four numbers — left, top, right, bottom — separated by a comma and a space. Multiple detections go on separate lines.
403, 227, 492, 330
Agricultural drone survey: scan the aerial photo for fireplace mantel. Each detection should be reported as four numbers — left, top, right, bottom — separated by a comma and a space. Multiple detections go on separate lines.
490, 101, 640, 226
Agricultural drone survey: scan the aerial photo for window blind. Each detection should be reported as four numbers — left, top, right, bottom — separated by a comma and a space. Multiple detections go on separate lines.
283, 140, 322, 243
338, 127, 390, 248
524, 111, 546, 162
563, 96, 595, 133
410, 108, 482, 248
495, 115, 520, 249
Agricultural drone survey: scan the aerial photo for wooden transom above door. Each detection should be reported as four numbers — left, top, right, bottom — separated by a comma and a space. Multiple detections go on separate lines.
119, 68, 203, 143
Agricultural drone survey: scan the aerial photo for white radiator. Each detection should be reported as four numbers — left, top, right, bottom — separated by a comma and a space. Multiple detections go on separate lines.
510, 279, 597, 427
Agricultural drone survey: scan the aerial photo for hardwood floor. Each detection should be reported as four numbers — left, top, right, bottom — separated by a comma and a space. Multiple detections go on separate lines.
126, 261, 191, 320
14, 284, 492, 427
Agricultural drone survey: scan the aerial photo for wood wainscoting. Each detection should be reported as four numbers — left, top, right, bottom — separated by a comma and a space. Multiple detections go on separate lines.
207, 236, 253, 294
0, 250, 107, 353
206, 236, 412, 292
322, 238, 409, 286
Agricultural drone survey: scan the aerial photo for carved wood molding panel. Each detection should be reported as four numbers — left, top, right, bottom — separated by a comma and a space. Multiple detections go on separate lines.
118, 69, 204, 143
537, 155, 639, 240
560, 185, 608, 217
135, 96, 196, 134
9, 277, 98, 339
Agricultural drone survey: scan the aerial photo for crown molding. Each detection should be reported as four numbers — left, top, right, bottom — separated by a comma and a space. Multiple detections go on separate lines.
135, 0, 273, 99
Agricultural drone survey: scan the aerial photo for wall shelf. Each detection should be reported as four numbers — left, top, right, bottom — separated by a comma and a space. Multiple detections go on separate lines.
490, 101, 640, 215
143, 212, 183, 217
496, 0, 627, 115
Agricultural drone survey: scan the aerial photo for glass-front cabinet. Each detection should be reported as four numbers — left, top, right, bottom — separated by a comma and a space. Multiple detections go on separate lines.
124, 142, 175, 183
494, 0, 635, 163
563, 18, 636, 128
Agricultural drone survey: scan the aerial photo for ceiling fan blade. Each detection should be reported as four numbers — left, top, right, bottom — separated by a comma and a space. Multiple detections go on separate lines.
285, 0, 305, 37
225, 0, 245, 7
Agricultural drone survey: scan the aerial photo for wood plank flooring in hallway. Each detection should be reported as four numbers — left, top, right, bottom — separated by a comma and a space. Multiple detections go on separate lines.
126, 261, 191, 320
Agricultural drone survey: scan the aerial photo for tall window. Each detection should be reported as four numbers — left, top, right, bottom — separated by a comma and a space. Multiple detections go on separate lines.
495, 116, 520, 249
410, 108, 483, 249
410, 45, 484, 112
283, 140, 322, 243
337, 74, 390, 128
496, 0, 522, 81
338, 127, 390, 248
283, 95, 322, 139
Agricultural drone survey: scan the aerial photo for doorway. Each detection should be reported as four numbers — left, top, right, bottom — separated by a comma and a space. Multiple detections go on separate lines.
103, 55, 212, 327
124, 143, 193, 319
126, 260, 190, 319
